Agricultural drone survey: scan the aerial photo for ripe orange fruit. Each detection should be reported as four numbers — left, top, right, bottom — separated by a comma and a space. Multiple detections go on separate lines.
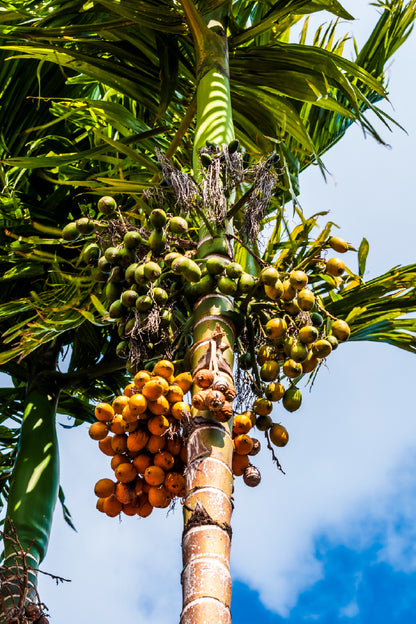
122, 500, 140, 516
166, 436, 182, 455
137, 494, 153, 518
232, 453, 249, 476
134, 476, 145, 495
154, 451, 175, 471
102, 495, 123, 517
148, 395, 170, 416
133, 453, 152, 475
94, 403, 114, 422
98, 436, 116, 457
123, 383, 136, 397
148, 485, 169, 508
127, 429, 149, 453
128, 393, 148, 416
153, 359, 175, 380
111, 433, 128, 454
173, 372, 193, 393
89, 421, 109, 441
233, 413, 252, 435
180, 445, 188, 464
109, 414, 126, 435
234, 434, 254, 455
133, 370, 152, 389
142, 379, 165, 401
110, 453, 130, 471
112, 395, 130, 414
115, 482, 136, 505
96, 497, 106, 513
166, 385, 184, 404
164, 472, 185, 495
121, 403, 137, 423
170, 401, 191, 420
94, 478, 115, 498
115, 462, 137, 484
144, 465, 165, 486
146, 434, 166, 454
147, 414, 170, 436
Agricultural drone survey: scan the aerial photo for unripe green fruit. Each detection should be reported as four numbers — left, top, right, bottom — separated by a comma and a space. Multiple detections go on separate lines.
116, 340, 129, 358
298, 325, 319, 344
289, 270, 308, 290
62, 222, 80, 241
171, 255, 187, 275
206, 257, 228, 275
282, 359, 303, 378
97, 196, 117, 215
148, 229, 166, 254
226, 262, 243, 279
269, 423, 289, 447
164, 252, 181, 268
217, 276, 237, 296
183, 258, 202, 283
200, 153, 212, 167
328, 236, 348, 254
326, 335, 339, 350
255, 415, 273, 431
105, 282, 122, 303
134, 264, 147, 285
326, 257, 345, 277
297, 288, 315, 311
118, 247, 135, 268
193, 274, 216, 296
260, 266, 279, 286
108, 266, 125, 283
290, 341, 308, 363
105, 246, 121, 264
228, 139, 239, 154
91, 268, 106, 283
125, 263, 139, 284
121, 290, 138, 308
168, 217, 188, 234
76, 217, 95, 235
160, 309, 172, 327
123, 230, 141, 249
136, 295, 153, 312
82, 243, 100, 265
282, 386, 302, 412
149, 208, 167, 229
109, 300, 125, 319
238, 273, 257, 293
331, 319, 350, 341
97, 256, 111, 273
153, 287, 168, 305
311, 339, 332, 358
310, 312, 324, 328
143, 261, 162, 282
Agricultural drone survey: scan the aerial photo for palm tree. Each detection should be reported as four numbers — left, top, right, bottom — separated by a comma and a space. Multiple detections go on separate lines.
0, 1, 416, 622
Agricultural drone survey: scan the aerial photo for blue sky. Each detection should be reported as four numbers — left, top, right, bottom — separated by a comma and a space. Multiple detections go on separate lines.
3, 2, 416, 624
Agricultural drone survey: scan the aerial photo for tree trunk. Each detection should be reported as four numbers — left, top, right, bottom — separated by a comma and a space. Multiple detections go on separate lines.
2, 351, 60, 614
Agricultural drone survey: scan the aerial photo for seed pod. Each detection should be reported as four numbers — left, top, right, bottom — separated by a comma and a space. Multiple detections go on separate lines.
224, 385, 236, 401
211, 375, 230, 394
248, 438, 261, 456
192, 390, 209, 410
212, 401, 233, 422
243, 465, 261, 487
194, 368, 214, 389
205, 389, 226, 411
